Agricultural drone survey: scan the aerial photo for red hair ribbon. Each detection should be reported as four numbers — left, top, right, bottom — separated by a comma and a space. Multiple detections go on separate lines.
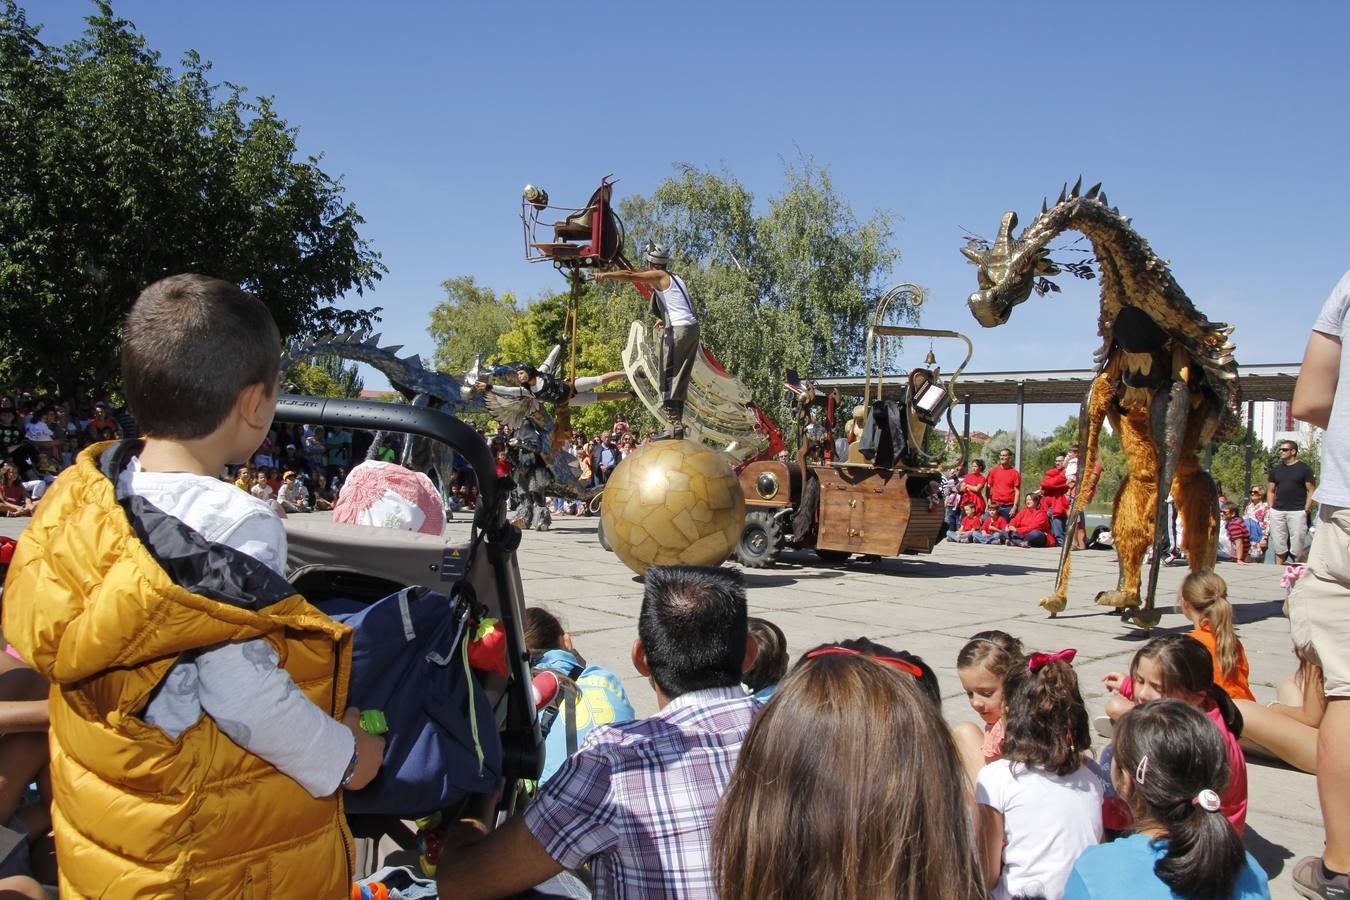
805, 646, 924, 679
1027, 648, 1077, 672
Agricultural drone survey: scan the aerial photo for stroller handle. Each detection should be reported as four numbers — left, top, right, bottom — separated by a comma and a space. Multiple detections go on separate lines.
274, 395, 505, 535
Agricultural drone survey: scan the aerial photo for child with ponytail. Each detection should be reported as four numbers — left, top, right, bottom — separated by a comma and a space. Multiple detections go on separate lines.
1102, 634, 1248, 833
954, 630, 1026, 779
1178, 570, 1254, 701
976, 648, 1104, 899
1065, 699, 1270, 899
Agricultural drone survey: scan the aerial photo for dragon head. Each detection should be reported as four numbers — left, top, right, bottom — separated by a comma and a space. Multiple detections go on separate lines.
961, 210, 1061, 327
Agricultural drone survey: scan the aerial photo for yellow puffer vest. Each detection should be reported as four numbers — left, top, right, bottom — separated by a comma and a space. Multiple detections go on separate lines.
3, 443, 354, 898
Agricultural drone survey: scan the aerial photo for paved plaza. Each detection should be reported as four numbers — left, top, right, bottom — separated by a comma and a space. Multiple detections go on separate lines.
0, 513, 1320, 897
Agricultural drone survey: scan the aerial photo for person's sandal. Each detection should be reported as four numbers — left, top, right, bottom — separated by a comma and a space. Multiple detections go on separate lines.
1293, 855, 1350, 898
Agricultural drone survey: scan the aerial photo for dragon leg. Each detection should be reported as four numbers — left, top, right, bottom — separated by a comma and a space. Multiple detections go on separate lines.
1174, 412, 1221, 571
1124, 381, 1191, 629
1096, 406, 1158, 613
1040, 372, 1114, 615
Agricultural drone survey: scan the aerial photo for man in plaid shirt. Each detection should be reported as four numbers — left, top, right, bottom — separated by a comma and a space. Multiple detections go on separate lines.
437, 565, 760, 899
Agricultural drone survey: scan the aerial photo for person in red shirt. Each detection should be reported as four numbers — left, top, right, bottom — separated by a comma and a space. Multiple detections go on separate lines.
1039, 454, 1071, 545
1006, 493, 1051, 547
959, 459, 988, 516
953, 501, 983, 542
973, 508, 1009, 544
986, 448, 1021, 520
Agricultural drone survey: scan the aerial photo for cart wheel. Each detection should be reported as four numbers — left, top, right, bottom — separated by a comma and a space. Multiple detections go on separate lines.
597, 516, 613, 552
735, 511, 781, 568
814, 548, 852, 564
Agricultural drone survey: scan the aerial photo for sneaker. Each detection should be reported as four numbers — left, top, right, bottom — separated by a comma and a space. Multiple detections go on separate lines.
1294, 856, 1350, 898
1093, 715, 1115, 740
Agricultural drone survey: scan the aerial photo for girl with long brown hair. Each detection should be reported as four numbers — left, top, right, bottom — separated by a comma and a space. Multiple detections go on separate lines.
713, 641, 984, 900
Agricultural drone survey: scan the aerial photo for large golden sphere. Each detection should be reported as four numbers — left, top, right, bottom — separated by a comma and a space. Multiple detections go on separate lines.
601, 439, 746, 576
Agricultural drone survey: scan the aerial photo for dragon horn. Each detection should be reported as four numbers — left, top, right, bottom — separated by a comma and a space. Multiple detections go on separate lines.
1041, 197, 1048, 214
382, 345, 404, 355
1057, 183, 1067, 204
400, 354, 422, 368
366, 332, 382, 345
1099, 192, 1108, 208
1071, 175, 1082, 197
1085, 182, 1101, 199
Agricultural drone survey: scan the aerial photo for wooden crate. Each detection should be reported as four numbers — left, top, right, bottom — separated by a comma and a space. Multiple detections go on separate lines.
814, 465, 911, 557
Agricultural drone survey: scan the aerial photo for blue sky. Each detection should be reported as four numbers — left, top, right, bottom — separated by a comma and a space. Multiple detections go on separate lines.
32, 1, 1350, 435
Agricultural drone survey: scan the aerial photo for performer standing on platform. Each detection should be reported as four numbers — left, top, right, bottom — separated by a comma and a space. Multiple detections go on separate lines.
595, 242, 699, 439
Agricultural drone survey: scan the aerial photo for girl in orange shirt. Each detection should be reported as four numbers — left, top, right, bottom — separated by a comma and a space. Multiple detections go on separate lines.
1178, 570, 1254, 702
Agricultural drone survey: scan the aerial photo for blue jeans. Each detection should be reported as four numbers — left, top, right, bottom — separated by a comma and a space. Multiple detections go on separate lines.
995, 503, 1014, 521
1050, 515, 1066, 545
1011, 529, 1047, 548
972, 531, 1004, 544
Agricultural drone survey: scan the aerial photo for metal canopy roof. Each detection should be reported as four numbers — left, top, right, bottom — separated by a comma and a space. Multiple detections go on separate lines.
812, 362, 1302, 406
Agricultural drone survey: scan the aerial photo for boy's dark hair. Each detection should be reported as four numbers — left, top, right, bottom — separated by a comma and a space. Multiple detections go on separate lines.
524, 607, 566, 655
1001, 656, 1091, 775
639, 565, 747, 698
743, 617, 788, 693
1130, 634, 1243, 738
1114, 700, 1246, 899
122, 274, 281, 439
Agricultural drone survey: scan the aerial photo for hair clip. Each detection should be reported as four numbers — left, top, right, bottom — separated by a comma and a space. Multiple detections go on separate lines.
1027, 648, 1077, 672
1135, 754, 1149, 785
805, 646, 923, 679
1193, 789, 1222, 812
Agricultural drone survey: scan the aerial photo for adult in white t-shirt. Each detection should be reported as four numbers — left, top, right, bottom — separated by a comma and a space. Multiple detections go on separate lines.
976, 758, 1104, 899
593, 242, 700, 439
1288, 268, 1350, 892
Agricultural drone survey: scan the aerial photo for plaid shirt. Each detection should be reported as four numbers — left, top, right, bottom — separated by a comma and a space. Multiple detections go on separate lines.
523, 685, 758, 899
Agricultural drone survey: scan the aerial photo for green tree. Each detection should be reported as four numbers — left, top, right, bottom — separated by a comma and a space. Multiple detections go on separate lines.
0, 2, 383, 397
428, 276, 520, 374
284, 354, 363, 399
611, 156, 907, 425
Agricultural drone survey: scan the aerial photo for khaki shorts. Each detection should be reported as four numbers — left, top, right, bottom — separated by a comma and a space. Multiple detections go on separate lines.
1289, 505, 1350, 696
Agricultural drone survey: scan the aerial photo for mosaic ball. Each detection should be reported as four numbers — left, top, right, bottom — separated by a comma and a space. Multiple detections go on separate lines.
600, 439, 746, 576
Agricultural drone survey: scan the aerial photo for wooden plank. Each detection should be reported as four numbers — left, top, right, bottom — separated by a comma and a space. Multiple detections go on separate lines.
814, 466, 908, 556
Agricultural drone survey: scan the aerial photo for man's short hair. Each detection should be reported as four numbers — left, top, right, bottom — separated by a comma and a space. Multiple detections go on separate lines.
639, 565, 748, 698
122, 274, 281, 439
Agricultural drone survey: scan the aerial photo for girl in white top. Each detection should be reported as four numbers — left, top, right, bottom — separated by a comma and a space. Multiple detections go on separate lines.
976, 648, 1104, 899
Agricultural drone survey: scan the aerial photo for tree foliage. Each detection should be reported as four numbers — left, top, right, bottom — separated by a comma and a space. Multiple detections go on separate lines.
612, 156, 907, 425
285, 354, 363, 399
428, 276, 520, 375
0, 1, 384, 397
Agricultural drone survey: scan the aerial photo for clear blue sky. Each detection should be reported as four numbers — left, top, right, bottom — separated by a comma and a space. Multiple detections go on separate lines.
32, 1, 1350, 435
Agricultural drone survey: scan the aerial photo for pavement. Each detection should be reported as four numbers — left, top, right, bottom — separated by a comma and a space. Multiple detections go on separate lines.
0, 511, 1321, 897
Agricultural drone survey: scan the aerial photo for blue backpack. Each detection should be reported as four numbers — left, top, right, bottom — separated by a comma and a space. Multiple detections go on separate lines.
331, 587, 502, 818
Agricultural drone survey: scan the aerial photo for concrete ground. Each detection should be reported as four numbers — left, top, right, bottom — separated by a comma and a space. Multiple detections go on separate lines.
0, 512, 1320, 897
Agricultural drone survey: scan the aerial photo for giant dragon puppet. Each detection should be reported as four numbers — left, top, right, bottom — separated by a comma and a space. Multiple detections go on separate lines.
962, 180, 1241, 628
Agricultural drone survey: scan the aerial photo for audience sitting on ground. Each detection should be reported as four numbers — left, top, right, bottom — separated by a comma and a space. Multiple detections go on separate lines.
1103, 634, 1247, 833
0, 462, 34, 517
1177, 570, 1254, 702
953, 500, 983, 542
277, 470, 310, 513
743, 617, 789, 701
435, 565, 760, 899
523, 606, 635, 785
1007, 492, 1052, 547
1217, 502, 1252, 564
974, 506, 1009, 544
953, 630, 1026, 780
976, 648, 1103, 899
1065, 700, 1270, 899
714, 640, 985, 900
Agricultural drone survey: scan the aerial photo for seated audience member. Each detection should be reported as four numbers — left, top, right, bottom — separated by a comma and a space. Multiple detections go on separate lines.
1102, 634, 1247, 833
250, 468, 274, 503
277, 470, 309, 513
953, 500, 983, 542
524, 607, 635, 785
714, 641, 984, 900
973, 507, 1009, 544
0, 463, 33, 516
1217, 502, 1250, 564
1177, 570, 1254, 701
976, 648, 1102, 899
312, 472, 336, 511
1006, 493, 1052, 547
81, 400, 118, 445
0, 655, 55, 887
21, 408, 53, 456
232, 464, 253, 492
1064, 701, 1269, 899
435, 565, 760, 899
953, 630, 1026, 779
743, 617, 789, 701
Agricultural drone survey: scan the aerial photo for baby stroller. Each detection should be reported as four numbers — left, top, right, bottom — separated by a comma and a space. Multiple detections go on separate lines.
275, 395, 542, 881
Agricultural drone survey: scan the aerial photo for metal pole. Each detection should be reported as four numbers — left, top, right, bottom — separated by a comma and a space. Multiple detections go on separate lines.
963, 397, 971, 455
1014, 382, 1025, 471
1242, 400, 1256, 501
